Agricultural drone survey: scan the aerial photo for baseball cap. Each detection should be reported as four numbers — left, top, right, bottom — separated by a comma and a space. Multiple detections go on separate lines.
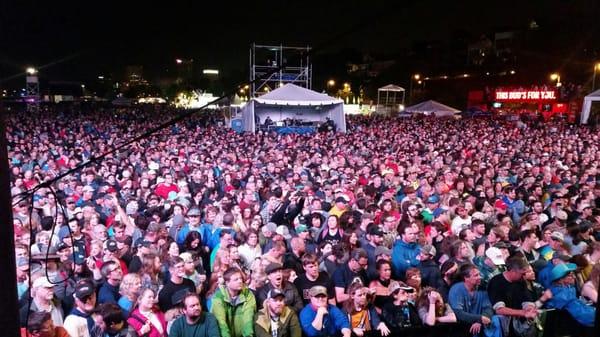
264, 262, 284, 275
276, 225, 292, 240
16, 257, 29, 269
57, 242, 70, 251
187, 207, 202, 217
33, 277, 54, 289
295, 224, 309, 233
374, 246, 391, 257
550, 231, 565, 242
82, 185, 95, 193
550, 263, 577, 282
555, 210, 568, 221
146, 222, 162, 233
368, 226, 384, 237
73, 252, 86, 265
267, 288, 286, 300
309, 285, 328, 297
388, 281, 413, 294
485, 247, 506, 266
420, 244, 437, 257
262, 222, 277, 234
74, 280, 95, 300
494, 200, 508, 211
427, 195, 440, 204
104, 239, 118, 252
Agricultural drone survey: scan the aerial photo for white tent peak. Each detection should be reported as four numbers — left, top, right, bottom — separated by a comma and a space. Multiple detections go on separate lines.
405, 100, 460, 114
404, 100, 460, 118
255, 83, 342, 105
378, 84, 405, 92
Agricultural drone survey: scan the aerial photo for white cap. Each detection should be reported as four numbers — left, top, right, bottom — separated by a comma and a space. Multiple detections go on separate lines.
33, 277, 54, 289
485, 247, 505, 266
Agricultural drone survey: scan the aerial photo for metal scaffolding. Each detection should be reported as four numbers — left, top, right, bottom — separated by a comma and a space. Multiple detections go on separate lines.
249, 43, 311, 97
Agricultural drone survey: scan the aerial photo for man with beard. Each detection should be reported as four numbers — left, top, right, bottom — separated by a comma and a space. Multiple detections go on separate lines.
255, 289, 302, 337
169, 293, 220, 337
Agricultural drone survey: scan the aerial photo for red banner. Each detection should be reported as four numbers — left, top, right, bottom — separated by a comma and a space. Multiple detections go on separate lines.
495, 90, 557, 101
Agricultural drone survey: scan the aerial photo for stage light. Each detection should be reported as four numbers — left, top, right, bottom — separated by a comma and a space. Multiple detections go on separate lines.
203, 69, 219, 75
413, 74, 420, 80
26, 67, 37, 75
175, 59, 183, 64
327, 79, 335, 87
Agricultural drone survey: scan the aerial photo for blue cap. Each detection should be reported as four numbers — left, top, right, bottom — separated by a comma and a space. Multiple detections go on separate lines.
427, 195, 440, 204
550, 263, 576, 282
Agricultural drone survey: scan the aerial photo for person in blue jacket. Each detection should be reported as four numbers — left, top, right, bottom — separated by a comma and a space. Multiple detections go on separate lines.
392, 223, 421, 279
299, 286, 351, 337
545, 262, 595, 327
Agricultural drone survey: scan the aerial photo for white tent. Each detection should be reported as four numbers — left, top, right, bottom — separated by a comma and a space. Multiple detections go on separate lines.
376, 84, 406, 114
580, 89, 600, 124
242, 83, 346, 133
404, 100, 461, 117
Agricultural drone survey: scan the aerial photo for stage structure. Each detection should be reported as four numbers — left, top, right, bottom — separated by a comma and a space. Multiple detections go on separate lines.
25, 68, 40, 113
376, 84, 405, 115
249, 44, 311, 97
241, 83, 346, 134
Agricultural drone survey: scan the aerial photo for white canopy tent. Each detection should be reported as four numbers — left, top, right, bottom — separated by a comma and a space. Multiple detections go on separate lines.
376, 84, 405, 114
580, 89, 600, 124
241, 83, 346, 133
404, 100, 461, 117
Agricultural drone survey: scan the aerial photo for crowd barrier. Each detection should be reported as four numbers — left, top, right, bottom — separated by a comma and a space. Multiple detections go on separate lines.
346, 309, 594, 337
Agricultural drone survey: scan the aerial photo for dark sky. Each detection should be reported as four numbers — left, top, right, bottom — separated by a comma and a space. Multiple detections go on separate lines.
1, 0, 599, 87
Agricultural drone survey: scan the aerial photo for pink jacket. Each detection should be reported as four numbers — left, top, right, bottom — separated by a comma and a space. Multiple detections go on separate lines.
127, 308, 168, 337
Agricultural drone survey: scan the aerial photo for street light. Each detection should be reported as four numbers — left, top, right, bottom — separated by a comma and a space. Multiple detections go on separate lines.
409, 74, 421, 104
550, 73, 561, 87
592, 63, 600, 91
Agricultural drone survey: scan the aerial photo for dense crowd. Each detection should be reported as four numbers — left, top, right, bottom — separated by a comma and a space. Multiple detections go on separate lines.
9, 106, 600, 337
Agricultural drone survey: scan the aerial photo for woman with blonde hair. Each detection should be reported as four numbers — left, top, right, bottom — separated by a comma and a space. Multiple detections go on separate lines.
118, 273, 142, 317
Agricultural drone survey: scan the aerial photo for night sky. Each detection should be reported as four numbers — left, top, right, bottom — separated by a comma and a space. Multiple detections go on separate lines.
1, 0, 599, 89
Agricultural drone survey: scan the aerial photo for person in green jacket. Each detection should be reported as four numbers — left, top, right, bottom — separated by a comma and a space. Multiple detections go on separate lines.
254, 289, 301, 337
169, 293, 220, 337
211, 267, 257, 337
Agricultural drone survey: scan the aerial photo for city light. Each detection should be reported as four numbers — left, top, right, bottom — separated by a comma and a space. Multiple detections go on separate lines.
509, 70, 516, 74
175, 59, 183, 64
202, 69, 219, 75
98, 75, 104, 80
26, 67, 37, 75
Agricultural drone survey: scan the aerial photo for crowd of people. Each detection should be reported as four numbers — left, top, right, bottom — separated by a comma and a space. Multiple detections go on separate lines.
9, 105, 600, 337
